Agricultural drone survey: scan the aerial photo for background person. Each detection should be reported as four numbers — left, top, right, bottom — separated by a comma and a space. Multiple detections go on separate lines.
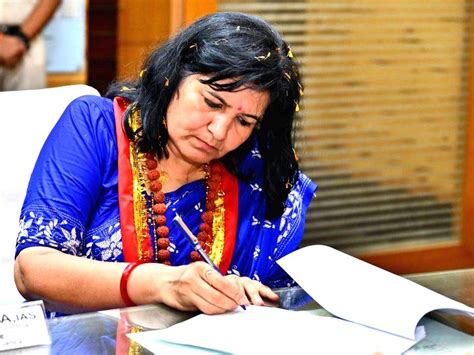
14, 12, 316, 316
0, 0, 61, 90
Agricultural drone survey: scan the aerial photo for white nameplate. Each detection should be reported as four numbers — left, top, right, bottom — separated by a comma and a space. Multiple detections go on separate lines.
0, 300, 51, 351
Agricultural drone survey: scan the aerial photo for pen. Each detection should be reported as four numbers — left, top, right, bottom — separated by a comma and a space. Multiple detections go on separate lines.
173, 213, 246, 310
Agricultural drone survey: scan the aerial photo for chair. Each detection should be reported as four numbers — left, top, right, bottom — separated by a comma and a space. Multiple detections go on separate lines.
0, 85, 100, 305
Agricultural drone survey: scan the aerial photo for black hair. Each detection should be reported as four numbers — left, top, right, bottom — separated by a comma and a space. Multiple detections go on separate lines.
106, 12, 302, 220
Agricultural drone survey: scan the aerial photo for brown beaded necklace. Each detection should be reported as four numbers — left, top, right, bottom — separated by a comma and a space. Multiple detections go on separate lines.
142, 153, 222, 264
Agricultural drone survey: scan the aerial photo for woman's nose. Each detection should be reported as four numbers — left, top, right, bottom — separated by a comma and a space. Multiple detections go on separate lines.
207, 114, 231, 141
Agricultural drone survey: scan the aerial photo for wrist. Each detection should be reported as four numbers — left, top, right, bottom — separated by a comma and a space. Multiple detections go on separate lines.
0, 25, 30, 49
120, 261, 147, 307
157, 265, 189, 309
125, 262, 172, 306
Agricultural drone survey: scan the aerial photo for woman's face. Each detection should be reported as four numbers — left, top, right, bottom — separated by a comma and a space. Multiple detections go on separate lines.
165, 74, 269, 166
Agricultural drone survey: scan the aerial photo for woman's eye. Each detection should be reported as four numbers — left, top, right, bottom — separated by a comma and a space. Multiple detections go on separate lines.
237, 116, 254, 127
205, 98, 223, 109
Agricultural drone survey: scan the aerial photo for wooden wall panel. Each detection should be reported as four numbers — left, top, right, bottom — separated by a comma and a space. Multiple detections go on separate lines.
170, 0, 217, 35
183, 0, 217, 26
117, 0, 171, 79
116, 0, 217, 79
87, 1, 117, 95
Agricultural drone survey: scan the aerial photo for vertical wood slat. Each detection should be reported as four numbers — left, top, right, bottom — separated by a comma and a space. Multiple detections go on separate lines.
183, 0, 217, 26
87, 0, 117, 94
461, 6, 474, 259
117, 0, 171, 80
170, 0, 217, 35
169, 0, 184, 36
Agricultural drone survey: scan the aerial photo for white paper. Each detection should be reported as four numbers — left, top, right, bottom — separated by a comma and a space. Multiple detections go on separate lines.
405, 317, 474, 354
277, 245, 474, 340
128, 305, 423, 355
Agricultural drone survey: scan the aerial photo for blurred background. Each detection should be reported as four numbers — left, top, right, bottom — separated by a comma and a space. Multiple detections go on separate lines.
45, 0, 474, 275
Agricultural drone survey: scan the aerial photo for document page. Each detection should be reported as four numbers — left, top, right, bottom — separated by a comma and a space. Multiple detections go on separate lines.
128, 305, 423, 354
277, 245, 474, 339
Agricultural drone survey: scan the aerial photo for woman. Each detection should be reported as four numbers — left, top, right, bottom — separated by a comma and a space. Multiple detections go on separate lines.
14, 12, 316, 316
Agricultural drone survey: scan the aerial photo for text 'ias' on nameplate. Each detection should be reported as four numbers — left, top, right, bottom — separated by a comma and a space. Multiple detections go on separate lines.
0, 300, 51, 352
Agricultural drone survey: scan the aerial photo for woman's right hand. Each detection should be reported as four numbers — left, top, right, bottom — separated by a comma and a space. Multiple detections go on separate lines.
129, 262, 247, 315
16, 248, 245, 315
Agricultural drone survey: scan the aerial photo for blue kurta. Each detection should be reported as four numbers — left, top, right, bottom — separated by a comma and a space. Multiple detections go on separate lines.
16, 95, 317, 288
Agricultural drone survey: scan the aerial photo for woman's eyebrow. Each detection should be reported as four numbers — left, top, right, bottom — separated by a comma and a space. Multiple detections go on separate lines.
208, 91, 262, 121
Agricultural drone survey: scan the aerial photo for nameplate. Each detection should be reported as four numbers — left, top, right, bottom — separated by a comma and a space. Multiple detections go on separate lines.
0, 300, 51, 351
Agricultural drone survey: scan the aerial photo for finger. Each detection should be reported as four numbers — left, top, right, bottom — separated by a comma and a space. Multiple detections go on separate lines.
195, 268, 241, 311
225, 274, 249, 306
172, 263, 240, 313
188, 290, 232, 315
203, 268, 218, 286
205, 270, 246, 307
177, 274, 238, 314
243, 281, 265, 306
260, 286, 280, 307
259, 284, 279, 302
4, 57, 19, 69
241, 278, 278, 306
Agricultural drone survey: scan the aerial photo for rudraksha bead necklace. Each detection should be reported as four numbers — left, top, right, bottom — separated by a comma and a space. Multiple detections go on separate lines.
142, 153, 222, 264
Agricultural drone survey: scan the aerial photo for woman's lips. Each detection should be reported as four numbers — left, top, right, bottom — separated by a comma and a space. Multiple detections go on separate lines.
194, 136, 218, 151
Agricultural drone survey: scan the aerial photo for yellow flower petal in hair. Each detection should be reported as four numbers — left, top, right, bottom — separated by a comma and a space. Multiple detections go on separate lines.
292, 148, 299, 161
295, 102, 300, 112
121, 86, 131, 91
139, 69, 146, 77
255, 52, 271, 61
287, 47, 294, 58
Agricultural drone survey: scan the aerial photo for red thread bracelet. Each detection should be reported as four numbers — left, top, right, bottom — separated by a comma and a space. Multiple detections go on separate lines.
120, 260, 146, 307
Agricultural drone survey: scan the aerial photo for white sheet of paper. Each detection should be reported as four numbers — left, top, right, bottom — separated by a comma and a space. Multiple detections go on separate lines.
128, 306, 423, 355
277, 245, 474, 340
